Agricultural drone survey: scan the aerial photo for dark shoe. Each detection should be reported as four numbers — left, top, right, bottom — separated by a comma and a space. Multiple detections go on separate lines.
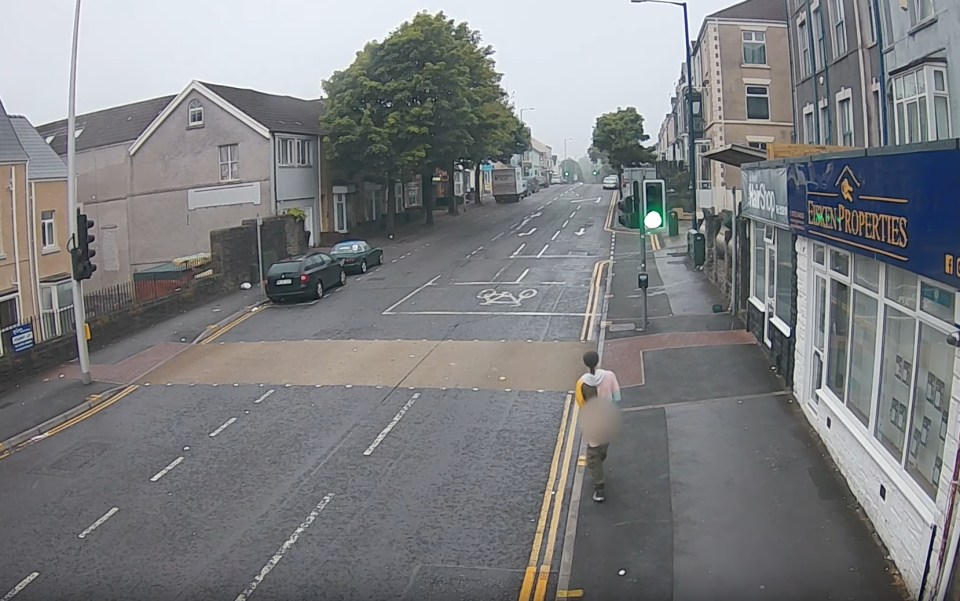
592, 489, 605, 503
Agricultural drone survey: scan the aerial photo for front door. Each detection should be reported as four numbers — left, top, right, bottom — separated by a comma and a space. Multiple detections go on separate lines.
763, 245, 776, 347
301, 205, 315, 247
333, 193, 348, 233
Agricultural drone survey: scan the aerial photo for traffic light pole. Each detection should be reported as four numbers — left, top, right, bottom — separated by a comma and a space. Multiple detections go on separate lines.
67, 0, 92, 385
632, 180, 648, 331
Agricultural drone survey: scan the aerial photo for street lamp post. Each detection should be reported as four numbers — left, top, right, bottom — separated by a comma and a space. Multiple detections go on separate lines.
519, 107, 535, 122
563, 137, 574, 181
67, 0, 92, 384
631, 0, 697, 229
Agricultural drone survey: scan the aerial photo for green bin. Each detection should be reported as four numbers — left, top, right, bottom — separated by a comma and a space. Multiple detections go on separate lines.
668, 210, 679, 237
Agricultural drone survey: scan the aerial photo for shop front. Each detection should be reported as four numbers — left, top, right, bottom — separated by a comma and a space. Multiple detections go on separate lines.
742, 162, 796, 385
787, 144, 960, 600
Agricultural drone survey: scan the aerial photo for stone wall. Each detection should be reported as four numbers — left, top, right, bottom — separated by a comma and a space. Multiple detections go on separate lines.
210, 215, 306, 287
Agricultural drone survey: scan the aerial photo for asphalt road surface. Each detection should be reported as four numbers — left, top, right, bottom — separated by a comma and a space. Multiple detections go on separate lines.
0, 183, 612, 601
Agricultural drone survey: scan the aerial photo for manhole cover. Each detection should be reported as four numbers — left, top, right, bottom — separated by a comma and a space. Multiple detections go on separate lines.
608, 323, 636, 332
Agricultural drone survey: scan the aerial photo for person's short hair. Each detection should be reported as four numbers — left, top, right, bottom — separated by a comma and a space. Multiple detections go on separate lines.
583, 350, 600, 370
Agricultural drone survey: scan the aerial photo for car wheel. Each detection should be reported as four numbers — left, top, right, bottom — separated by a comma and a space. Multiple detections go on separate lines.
338, 269, 347, 287
315, 279, 324, 300
377, 252, 383, 266
361, 260, 368, 274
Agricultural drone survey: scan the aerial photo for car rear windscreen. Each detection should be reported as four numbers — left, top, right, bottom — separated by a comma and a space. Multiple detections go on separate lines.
334, 243, 362, 253
267, 261, 301, 276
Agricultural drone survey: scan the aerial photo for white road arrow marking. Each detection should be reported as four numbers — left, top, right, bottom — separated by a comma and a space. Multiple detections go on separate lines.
518, 228, 537, 237
575, 228, 586, 236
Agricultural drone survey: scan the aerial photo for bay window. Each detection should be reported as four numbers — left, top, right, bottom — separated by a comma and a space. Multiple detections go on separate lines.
894, 65, 951, 144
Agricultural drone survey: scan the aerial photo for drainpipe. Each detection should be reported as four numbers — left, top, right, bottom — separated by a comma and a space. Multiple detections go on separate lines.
930, 442, 960, 601
29, 181, 42, 334
785, 0, 800, 143
850, 0, 870, 145
10, 167, 23, 322
806, 1, 822, 142
816, 5, 833, 145
871, 0, 889, 145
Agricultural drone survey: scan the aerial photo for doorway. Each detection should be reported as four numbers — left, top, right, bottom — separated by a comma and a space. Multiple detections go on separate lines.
333, 193, 348, 233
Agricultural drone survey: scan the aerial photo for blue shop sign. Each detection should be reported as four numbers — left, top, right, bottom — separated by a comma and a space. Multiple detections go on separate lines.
786, 148, 960, 291
11, 323, 34, 353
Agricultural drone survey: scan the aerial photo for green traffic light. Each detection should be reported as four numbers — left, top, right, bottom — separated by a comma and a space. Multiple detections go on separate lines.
644, 211, 663, 229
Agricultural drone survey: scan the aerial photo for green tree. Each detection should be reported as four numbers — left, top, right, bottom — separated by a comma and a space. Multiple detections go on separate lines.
591, 107, 656, 174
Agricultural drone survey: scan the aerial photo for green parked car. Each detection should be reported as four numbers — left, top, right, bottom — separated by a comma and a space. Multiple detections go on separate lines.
329, 239, 384, 274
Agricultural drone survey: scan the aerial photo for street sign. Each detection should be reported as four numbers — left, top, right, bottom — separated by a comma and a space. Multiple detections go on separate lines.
11, 323, 35, 353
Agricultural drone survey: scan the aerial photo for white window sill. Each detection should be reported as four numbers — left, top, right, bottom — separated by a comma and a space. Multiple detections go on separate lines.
0, 253, 6, 261
771, 314, 792, 337
741, 63, 771, 69
41, 246, 60, 255
815, 387, 937, 523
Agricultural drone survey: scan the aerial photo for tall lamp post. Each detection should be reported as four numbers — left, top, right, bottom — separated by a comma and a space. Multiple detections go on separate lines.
519, 107, 535, 122
563, 137, 574, 182
68, 0, 92, 384
631, 0, 697, 229
519, 108, 535, 177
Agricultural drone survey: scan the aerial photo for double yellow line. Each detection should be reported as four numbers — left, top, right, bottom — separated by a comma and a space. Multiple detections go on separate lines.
518, 253, 607, 601
200, 307, 260, 345
579, 260, 608, 342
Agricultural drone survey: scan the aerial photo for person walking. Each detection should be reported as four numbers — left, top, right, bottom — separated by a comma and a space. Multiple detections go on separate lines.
575, 351, 622, 503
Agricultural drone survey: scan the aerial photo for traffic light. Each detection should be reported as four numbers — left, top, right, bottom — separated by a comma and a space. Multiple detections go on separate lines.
642, 179, 667, 232
617, 194, 640, 229
71, 209, 97, 281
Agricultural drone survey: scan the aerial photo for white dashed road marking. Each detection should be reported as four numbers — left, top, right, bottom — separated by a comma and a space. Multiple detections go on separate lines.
1, 573, 39, 601
364, 393, 421, 456
78, 507, 119, 539
150, 456, 185, 482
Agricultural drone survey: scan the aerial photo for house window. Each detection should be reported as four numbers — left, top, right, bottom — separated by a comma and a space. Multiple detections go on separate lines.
775, 229, 792, 324
742, 30, 767, 65
798, 19, 811, 78
40, 210, 56, 250
810, 247, 957, 501
188, 100, 203, 127
40, 280, 74, 340
278, 138, 295, 167
828, 0, 847, 56
819, 103, 831, 145
837, 96, 854, 146
894, 66, 952, 144
296, 139, 312, 167
746, 86, 770, 120
812, 6, 827, 70
0, 294, 19, 357
752, 221, 765, 300
219, 144, 239, 182
803, 108, 816, 144
866, 0, 877, 43
911, 0, 934, 26
748, 141, 768, 152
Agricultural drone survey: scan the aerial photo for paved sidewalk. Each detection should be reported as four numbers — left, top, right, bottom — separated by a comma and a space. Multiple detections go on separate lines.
0, 288, 260, 444
560, 232, 908, 600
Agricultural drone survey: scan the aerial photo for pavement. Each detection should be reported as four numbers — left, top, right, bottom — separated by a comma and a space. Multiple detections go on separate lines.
0, 182, 603, 600
0, 180, 910, 600
557, 225, 910, 600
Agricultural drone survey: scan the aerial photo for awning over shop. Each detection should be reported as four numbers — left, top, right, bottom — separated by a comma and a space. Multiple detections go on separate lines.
701, 143, 767, 167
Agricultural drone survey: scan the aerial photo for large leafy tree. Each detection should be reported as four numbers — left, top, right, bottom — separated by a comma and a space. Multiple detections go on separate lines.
322, 11, 521, 225
591, 107, 656, 173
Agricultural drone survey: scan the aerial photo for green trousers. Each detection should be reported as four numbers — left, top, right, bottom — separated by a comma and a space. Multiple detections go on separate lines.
586, 443, 609, 491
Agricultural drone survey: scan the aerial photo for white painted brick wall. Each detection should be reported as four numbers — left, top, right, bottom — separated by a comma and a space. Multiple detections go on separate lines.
791, 238, 960, 600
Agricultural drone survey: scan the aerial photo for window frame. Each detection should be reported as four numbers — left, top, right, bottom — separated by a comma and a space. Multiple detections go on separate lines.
745, 85, 771, 121
188, 100, 204, 127
811, 3, 827, 71
803, 105, 816, 144
39, 279, 74, 340
0, 293, 20, 358
893, 65, 952, 145
836, 92, 854, 146
808, 244, 958, 508
219, 144, 239, 182
296, 139, 312, 167
797, 16, 811, 79
40, 210, 57, 251
742, 29, 767, 65
827, 0, 847, 57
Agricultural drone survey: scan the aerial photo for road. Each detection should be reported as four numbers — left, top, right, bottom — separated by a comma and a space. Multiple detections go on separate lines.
0, 183, 612, 601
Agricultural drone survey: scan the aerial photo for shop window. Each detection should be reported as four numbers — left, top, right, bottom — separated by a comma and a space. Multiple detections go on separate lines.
826, 279, 851, 399
846, 290, 879, 425
813, 243, 825, 266
775, 230, 792, 323
830, 249, 849, 276
875, 306, 916, 459
905, 322, 955, 497
752, 222, 765, 300
885, 266, 918, 310
810, 275, 828, 405
854, 255, 881, 292
919, 281, 955, 324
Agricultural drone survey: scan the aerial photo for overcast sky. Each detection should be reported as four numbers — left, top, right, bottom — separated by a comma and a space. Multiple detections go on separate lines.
4, 0, 733, 159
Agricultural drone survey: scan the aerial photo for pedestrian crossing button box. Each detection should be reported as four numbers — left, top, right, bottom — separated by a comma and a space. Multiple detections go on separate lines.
637, 272, 649, 290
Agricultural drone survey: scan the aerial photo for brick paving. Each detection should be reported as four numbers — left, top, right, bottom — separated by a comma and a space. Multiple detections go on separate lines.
46, 342, 191, 385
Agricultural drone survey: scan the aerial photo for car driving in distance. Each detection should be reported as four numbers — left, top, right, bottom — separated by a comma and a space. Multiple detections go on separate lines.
265, 252, 346, 303
602, 175, 619, 190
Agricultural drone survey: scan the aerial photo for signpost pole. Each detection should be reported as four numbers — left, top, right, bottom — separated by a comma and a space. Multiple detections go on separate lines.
633, 179, 648, 331
256, 215, 264, 296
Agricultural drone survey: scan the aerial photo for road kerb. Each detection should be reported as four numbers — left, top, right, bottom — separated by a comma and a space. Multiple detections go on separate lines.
193, 299, 268, 345
0, 383, 133, 459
